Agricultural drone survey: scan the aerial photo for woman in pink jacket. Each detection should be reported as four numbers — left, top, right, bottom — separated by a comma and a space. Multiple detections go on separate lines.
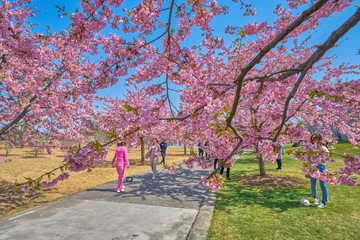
112, 141, 129, 192
145, 138, 161, 179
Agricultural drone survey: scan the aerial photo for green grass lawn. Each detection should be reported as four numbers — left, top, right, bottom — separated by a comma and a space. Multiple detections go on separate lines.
207, 143, 360, 240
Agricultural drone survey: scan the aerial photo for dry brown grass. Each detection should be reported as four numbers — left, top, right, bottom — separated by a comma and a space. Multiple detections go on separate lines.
0, 145, 188, 218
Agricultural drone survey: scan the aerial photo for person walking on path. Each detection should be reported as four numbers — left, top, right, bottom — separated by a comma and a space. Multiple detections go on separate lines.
159, 140, 168, 165
146, 138, 161, 179
275, 142, 284, 170
309, 133, 329, 208
112, 141, 129, 192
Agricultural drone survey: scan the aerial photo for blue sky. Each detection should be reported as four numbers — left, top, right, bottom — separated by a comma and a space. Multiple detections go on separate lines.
29, 0, 360, 108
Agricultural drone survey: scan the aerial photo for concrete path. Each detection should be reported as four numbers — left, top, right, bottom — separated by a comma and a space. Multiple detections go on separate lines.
0, 164, 217, 240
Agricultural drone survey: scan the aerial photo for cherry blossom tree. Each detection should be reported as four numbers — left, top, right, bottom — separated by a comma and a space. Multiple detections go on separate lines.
1, 0, 360, 193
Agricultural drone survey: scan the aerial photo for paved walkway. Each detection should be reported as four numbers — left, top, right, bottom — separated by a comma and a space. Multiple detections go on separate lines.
0, 164, 217, 240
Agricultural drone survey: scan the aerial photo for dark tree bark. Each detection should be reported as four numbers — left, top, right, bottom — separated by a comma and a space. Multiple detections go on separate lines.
140, 136, 145, 165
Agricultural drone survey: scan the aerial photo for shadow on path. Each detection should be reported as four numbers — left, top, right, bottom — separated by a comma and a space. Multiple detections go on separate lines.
71, 168, 211, 210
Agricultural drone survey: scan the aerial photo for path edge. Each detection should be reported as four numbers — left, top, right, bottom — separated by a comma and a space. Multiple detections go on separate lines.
187, 188, 217, 240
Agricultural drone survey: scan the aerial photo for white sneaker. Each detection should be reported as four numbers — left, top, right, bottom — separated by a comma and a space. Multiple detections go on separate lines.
318, 202, 326, 208
117, 190, 121, 193
314, 198, 319, 205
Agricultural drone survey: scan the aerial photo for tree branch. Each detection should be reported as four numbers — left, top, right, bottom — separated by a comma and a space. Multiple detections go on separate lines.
0, 67, 66, 136
160, 83, 237, 121
242, 68, 302, 82
206, 132, 243, 180
226, 0, 330, 126
272, 7, 360, 141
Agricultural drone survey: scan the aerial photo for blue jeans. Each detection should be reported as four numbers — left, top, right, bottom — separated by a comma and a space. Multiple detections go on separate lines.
310, 164, 328, 202
199, 149, 204, 157
160, 151, 166, 164
276, 158, 282, 169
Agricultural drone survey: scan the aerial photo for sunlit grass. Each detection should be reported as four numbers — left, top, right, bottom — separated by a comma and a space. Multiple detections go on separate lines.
208, 143, 360, 240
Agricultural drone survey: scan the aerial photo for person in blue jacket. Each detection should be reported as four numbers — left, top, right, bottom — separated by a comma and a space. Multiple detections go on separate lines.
159, 139, 168, 165
198, 142, 204, 157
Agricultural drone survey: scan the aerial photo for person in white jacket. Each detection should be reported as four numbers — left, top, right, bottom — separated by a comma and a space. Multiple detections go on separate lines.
145, 138, 161, 179
276, 142, 284, 170
309, 133, 329, 208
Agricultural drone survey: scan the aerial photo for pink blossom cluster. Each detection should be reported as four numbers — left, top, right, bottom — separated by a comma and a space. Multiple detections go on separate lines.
98, 86, 170, 145
40, 172, 70, 188
285, 125, 306, 143
198, 159, 214, 169
20, 184, 38, 195
64, 144, 108, 173
59, 145, 70, 152
273, 1, 353, 39
182, 156, 196, 169
341, 154, 360, 175
300, 150, 360, 186
336, 174, 357, 186
243, 21, 268, 36
201, 175, 226, 191
0, 156, 9, 163
181, 1, 228, 32
286, 0, 309, 9
257, 141, 277, 163
192, 7, 213, 31
300, 165, 357, 186
293, 142, 336, 164
182, 155, 214, 170
128, 1, 160, 33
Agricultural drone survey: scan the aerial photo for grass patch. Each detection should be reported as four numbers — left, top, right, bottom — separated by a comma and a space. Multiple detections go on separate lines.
208, 143, 360, 240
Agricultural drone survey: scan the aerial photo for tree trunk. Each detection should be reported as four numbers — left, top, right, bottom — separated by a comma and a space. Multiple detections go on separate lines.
140, 137, 145, 165
258, 154, 266, 176
255, 143, 266, 176
183, 144, 186, 155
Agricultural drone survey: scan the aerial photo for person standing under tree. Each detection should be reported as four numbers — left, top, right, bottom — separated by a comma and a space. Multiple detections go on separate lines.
190, 145, 194, 154
276, 142, 284, 170
309, 133, 329, 208
145, 138, 161, 179
111, 141, 129, 192
214, 158, 232, 181
159, 140, 168, 165
204, 140, 210, 158
198, 142, 204, 157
